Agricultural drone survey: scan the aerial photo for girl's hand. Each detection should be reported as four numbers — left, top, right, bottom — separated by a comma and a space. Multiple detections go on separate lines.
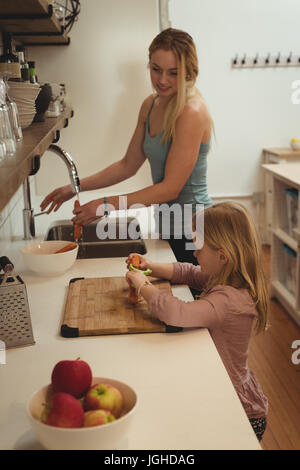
40, 185, 74, 213
72, 199, 104, 226
126, 270, 148, 290
125, 253, 151, 271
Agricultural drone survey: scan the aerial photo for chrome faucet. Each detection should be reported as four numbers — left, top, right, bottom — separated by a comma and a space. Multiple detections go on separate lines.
23, 144, 81, 239
48, 144, 81, 196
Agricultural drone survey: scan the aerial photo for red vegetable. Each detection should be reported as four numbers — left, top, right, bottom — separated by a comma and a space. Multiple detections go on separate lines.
73, 200, 82, 241
128, 255, 141, 304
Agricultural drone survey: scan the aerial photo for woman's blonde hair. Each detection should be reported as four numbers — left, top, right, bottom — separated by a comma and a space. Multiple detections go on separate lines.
148, 28, 213, 144
192, 202, 269, 334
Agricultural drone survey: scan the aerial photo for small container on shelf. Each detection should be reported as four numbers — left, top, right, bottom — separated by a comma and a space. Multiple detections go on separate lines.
282, 243, 297, 296
284, 188, 299, 239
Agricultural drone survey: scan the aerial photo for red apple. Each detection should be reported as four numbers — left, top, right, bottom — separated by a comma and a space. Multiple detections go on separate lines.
83, 409, 115, 427
51, 359, 92, 398
84, 383, 123, 418
41, 392, 84, 428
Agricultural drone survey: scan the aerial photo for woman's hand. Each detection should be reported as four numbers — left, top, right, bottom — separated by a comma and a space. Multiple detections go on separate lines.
125, 253, 152, 271
40, 185, 74, 213
72, 199, 104, 225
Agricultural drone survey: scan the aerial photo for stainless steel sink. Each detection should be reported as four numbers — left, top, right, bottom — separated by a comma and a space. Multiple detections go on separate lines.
45, 217, 147, 259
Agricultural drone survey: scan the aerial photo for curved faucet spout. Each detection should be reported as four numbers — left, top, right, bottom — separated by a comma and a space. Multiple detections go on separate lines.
23, 144, 81, 240
48, 144, 81, 196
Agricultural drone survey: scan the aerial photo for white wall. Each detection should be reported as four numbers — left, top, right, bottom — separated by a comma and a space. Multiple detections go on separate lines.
169, 0, 300, 197
30, 0, 158, 198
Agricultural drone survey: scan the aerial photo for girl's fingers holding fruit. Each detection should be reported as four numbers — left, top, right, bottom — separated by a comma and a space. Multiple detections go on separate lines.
126, 253, 150, 271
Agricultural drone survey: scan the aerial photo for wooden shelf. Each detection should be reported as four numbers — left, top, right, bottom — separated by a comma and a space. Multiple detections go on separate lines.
0, 107, 73, 213
271, 280, 300, 326
272, 227, 298, 252
0, 0, 70, 46
263, 147, 300, 158
264, 163, 300, 327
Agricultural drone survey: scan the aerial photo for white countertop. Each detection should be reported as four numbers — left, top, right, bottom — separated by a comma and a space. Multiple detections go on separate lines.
0, 236, 261, 450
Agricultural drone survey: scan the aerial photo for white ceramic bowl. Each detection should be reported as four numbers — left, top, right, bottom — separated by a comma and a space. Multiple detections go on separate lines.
26, 377, 138, 450
20, 240, 78, 276
19, 114, 36, 129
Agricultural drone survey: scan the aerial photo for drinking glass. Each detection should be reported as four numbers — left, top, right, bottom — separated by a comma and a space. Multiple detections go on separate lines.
0, 74, 22, 142
0, 79, 16, 157
0, 138, 6, 161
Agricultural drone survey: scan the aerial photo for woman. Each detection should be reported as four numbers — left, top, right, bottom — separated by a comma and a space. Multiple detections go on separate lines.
40, 28, 214, 264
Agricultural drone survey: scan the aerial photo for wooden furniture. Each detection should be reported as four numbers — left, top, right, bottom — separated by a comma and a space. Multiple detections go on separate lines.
0, 0, 70, 45
262, 163, 300, 327
61, 276, 180, 337
0, 106, 73, 213
262, 148, 300, 243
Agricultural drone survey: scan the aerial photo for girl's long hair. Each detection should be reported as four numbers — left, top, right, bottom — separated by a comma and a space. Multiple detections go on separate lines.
148, 28, 214, 144
193, 202, 269, 334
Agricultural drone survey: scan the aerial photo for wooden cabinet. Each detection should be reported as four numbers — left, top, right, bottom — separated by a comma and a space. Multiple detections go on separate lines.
0, 107, 73, 213
262, 163, 300, 327
0, 0, 70, 45
262, 148, 300, 243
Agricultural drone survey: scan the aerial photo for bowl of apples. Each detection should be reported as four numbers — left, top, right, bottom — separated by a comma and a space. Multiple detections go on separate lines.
26, 359, 138, 450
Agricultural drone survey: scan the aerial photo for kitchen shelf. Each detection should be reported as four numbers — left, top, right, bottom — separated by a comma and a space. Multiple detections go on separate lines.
0, 0, 69, 45
262, 163, 300, 327
0, 106, 73, 213
271, 280, 297, 313
262, 147, 300, 243
272, 227, 298, 252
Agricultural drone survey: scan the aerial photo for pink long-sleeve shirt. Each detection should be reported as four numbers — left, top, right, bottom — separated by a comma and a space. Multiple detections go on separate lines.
148, 262, 268, 419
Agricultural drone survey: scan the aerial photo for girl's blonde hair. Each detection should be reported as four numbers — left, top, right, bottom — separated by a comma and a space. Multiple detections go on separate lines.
148, 28, 214, 144
193, 202, 269, 334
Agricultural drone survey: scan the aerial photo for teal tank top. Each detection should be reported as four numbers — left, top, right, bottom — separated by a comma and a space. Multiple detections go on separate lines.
143, 97, 212, 237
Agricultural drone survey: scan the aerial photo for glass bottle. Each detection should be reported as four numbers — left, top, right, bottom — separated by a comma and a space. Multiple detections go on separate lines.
28, 61, 38, 84
16, 46, 30, 82
0, 32, 21, 79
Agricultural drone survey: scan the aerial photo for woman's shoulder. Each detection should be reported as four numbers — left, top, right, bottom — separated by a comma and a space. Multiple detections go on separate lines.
138, 93, 157, 124
175, 92, 211, 135
183, 92, 211, 123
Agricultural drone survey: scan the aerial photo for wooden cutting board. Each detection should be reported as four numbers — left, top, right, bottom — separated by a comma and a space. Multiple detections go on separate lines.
60, 276, 182, 337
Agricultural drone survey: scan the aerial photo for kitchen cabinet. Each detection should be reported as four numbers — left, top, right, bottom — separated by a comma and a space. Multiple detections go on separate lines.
262, 148, 300, 244
0, 0, 70, 45
0, 106, 73, 213
262, 163, 300, 327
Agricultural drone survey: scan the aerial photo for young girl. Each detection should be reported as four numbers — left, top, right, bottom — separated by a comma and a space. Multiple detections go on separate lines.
126, 201, 269, 442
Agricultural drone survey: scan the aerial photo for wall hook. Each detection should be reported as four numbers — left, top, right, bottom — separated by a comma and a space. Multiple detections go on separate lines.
241, 53, 246, 65
276, 52, 281, 64
287, 51, 292, 64
233, 54, 238, 66
265, 53, 270, 65
253, 53, 259, 65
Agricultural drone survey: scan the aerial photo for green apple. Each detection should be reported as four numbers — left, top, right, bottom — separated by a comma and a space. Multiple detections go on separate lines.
84, 383, 123, 418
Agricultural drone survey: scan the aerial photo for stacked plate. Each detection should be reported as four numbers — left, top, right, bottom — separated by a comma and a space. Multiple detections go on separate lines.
7, 82, 41, 129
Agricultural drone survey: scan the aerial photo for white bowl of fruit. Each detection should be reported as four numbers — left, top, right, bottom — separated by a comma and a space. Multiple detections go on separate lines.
26, 359, 138, 450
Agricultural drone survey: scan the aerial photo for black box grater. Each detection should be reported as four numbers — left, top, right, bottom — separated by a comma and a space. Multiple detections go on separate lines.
0, 256, 35, 349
